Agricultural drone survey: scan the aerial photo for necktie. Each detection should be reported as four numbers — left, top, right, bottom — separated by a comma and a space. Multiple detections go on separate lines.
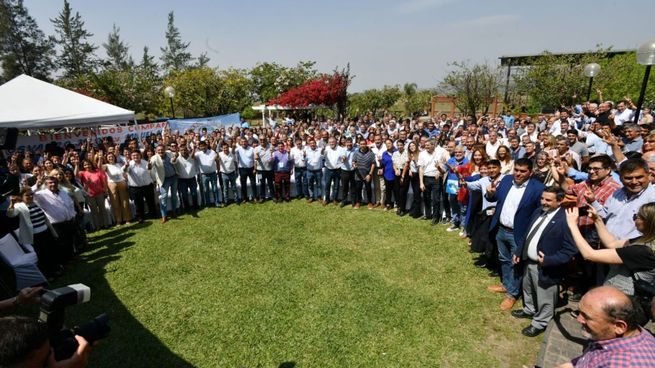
523, 212, 550, 257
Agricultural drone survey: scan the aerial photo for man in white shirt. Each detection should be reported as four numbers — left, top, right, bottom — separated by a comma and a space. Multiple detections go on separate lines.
418, 140, 449, 224
485, 131, 502, 159
175, 144, 199, 211
290, 138, 308, 199
613, 100, 635, 126
123, 150, 156, 223
304, 139, 323, 202
218, 142, 239, 205
254, 137, 274, 202
34, 176, 77, 261
323, 137, 343, 206
194, 140, 221, 207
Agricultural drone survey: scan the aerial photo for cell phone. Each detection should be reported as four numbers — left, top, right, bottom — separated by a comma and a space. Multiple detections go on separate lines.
578, 207, 589, 217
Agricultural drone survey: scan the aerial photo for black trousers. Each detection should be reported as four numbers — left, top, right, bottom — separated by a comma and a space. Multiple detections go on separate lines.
422, 176, 442, 219
129, 184, 157, 220
258, 170, 274, 200
355, 178, 373, 204
394, 173, 410, 212
52, 220, 76, 263
409, 174, 421, 216
239, 167, 257, 201
340, 170, 356, 204
384, 178, 395, 208
33, 230, 59, 276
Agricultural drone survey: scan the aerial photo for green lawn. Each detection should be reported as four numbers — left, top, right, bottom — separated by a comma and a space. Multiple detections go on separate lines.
53, 201, 541, 367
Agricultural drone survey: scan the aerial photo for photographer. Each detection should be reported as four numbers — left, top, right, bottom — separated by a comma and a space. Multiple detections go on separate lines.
0, 316, 92, 368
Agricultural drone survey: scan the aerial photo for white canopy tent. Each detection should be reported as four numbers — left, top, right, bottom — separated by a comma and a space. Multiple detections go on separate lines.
0, 74, 135, 129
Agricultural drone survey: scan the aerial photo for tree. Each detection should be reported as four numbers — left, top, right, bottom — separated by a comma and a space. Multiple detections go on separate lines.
510, 49, 655, 112
102, 24, 131, 70
348, 85, 402, 117
195, 52, 210, 68
250, 61, 318, 103
161, 67, 221, 117
50, 0, 97, 79
215, 68, 253, 115
160, 11, 193, 74
134, 46, 162, 117
439, 61, 500, 117
0, 0, 55, 81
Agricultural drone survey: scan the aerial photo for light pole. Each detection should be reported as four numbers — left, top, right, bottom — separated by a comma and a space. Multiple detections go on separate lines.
164, 86, 176, 118
583, 63, 600, 102
634, 39, 655, 124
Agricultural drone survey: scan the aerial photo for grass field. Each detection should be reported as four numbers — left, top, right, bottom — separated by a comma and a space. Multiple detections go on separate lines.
52, 201, 542, 367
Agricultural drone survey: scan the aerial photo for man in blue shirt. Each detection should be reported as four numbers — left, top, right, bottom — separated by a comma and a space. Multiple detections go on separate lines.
235, 138, 256, 203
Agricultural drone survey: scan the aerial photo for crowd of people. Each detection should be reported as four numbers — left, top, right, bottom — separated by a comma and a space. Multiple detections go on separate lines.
2, 97, 655, 365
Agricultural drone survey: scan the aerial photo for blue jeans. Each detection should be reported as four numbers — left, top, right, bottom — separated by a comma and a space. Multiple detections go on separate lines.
159, 176, 178, 217
177, 177, 199, 210
324, 168, 341, 202
221, 172, 240, 203
448, 193, 466, 227
306, 169, 323, 200
201, 172, 220, 206
294, 167, 308, 198
496, 227, 523, 298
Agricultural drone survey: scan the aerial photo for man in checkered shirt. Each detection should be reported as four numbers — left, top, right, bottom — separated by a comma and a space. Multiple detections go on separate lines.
556, 286, 655, 367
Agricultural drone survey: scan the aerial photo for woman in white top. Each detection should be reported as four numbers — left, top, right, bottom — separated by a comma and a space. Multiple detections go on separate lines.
495, 145, 514, 175
102, 152, 132, 225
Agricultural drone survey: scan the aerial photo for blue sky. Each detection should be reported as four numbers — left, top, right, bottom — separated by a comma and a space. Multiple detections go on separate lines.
23, 0, 655, 92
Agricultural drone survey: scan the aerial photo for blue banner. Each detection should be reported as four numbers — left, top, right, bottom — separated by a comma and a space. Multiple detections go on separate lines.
168, 113, 241, 133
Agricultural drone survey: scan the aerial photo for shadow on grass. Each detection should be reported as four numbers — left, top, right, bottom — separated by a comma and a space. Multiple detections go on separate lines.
54, 223, 194, 367
279, 362, 296, 368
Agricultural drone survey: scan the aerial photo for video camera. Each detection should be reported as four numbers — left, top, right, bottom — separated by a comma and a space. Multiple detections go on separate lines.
39, 284, 110, 361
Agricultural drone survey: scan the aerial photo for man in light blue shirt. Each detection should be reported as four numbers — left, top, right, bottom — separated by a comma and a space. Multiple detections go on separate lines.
235, 138, 256, 202
591, 158, 655, 240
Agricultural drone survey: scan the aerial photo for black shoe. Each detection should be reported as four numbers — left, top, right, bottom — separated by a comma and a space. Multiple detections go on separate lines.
488, 270, 500, 277
521, 325, 545, 337
511, 310, 534, 320
473, 258, 487, 268
399, 211, 408, 217
431, 217, 438, 225
340, 202, 347, 208
421, 216, 430, 221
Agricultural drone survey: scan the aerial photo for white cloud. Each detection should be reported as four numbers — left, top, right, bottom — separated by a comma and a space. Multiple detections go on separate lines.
396, 0, 457, 14
456, 14, 520, 27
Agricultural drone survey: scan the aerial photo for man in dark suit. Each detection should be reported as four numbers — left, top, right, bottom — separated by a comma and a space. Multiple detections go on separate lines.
487, 158, 545, 311
511, 186, 578, 337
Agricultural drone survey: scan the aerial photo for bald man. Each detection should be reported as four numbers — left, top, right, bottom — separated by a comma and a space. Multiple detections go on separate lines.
556, 286, 655, 367
643, 150, 655, 184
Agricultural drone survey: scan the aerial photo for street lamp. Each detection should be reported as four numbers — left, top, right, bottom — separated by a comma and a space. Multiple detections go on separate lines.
583, 63, 601, 101
164, 86, 176, 118
634, 39, 655, 124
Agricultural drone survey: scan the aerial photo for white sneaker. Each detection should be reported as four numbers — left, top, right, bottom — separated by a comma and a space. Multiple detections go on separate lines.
446, 226, 460, 232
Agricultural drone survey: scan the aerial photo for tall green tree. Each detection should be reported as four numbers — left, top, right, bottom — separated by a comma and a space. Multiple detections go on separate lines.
250, 61, 318, 103
0, 0, 55, 81
50, 0, 97, 79
160, 11, 193, 73
348, 85, 401, 117
438, 61, 500, 117
102, 24, 132, 70
195, 52, 210, 68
